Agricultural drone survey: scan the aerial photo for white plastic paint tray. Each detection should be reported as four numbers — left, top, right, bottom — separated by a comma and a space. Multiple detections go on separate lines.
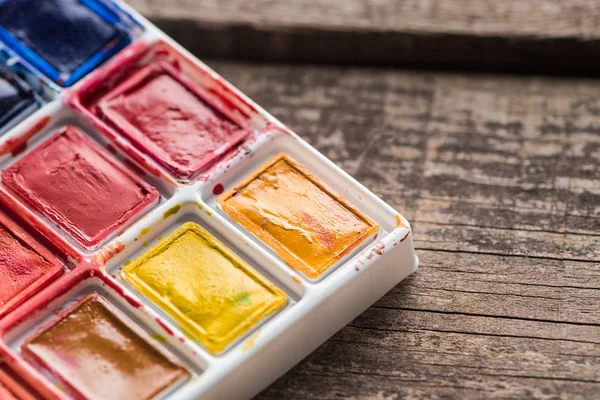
0, 1, 419, 399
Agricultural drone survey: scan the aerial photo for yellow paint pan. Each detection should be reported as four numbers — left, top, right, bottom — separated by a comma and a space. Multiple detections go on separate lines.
121, 222, 287, 354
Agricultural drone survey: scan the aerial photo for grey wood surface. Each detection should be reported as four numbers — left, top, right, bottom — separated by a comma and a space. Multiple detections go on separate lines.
131, 0, 600, 74
196, 60, 600, 399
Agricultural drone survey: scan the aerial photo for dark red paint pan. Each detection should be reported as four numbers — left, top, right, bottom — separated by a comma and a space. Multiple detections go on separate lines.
68, 40, 259, 183
95, 61, 250, 180
1, 125, 160, 249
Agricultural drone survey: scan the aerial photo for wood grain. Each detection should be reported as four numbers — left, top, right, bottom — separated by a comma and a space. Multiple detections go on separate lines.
200, 60, 600, 399
130, 0, 600, 74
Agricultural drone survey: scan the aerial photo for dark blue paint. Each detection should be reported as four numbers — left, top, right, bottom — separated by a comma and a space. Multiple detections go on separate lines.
0, 0, 138, 87
0, 65, 35, 131
0, 0, 119, 73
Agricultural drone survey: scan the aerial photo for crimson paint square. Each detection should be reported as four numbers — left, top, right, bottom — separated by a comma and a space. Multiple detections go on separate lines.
2, 126, 159, 248
95, 62, 250, 180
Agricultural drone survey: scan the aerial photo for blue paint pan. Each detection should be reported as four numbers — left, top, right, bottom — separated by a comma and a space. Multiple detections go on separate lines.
0, 64, 37, 135
0, 0, 141, 87
0, 42, 58, 101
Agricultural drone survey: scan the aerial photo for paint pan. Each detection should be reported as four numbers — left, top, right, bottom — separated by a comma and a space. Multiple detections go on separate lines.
1, 125, 160, 249
21, 293, 189, 400
0, 43, 59, 102
0, 212, 62, 318
69, 41, 254, 182
95, 61, 251, 180
0, 65, 37, 136
218, 153, 379, 279
121, 222, 287, 354
0, 0, 140, 87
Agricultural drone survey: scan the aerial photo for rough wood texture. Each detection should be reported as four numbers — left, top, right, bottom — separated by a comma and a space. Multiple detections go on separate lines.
200, 60, 600, 399
130, 0, 600, 74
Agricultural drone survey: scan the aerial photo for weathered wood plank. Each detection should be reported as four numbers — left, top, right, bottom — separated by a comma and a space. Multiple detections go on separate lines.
197, 60, 600, 399
130, 0, 600, 74
256, 252, 600, 399
261, 374, 598, 400
379, 251, 600, 325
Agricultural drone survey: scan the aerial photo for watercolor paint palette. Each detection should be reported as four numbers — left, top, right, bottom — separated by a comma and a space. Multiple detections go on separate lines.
0, 1, 418, 399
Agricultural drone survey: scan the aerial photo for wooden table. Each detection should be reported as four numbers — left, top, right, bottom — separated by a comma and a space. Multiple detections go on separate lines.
133, 2, 600, 398
132, 0, 600, 75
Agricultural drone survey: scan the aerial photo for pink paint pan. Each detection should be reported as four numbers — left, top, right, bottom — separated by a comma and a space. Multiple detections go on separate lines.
1, 125, 160, 249
0, 211, 62, 319
69, 41, 255, 182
